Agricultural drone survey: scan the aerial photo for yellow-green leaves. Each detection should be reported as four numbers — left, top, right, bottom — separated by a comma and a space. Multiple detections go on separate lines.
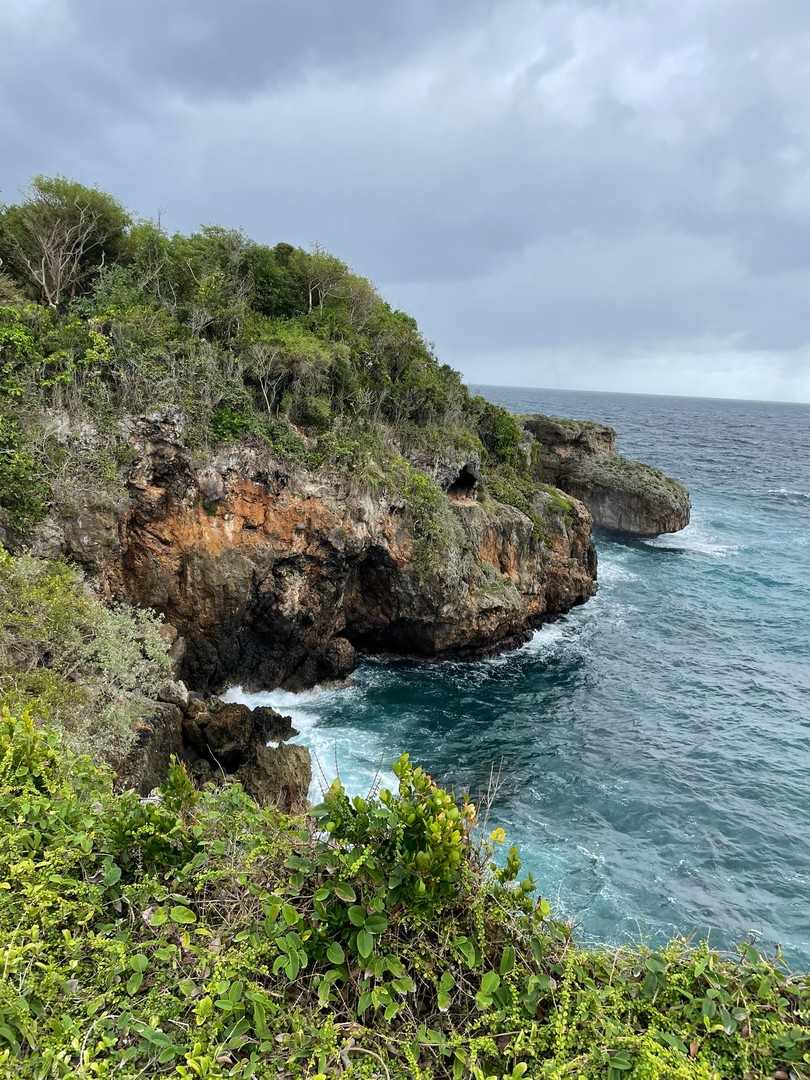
170, 905, 196, 925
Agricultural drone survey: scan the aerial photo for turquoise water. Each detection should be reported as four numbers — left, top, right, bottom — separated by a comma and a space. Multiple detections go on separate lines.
228, 388, 810, 966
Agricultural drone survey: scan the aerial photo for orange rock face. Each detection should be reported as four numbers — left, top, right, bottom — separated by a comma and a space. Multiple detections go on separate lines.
54, 412, 598, 691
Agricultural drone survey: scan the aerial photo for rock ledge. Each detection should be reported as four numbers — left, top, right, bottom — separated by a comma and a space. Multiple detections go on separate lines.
521, 415, 690, 538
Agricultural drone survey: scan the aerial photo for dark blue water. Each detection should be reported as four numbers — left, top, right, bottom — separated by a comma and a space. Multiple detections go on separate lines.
229, 388, 810, 966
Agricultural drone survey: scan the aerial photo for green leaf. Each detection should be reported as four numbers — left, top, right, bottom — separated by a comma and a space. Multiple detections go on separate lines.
126, 972, 143, 995
480, 971, 500, 996
347, 905, 366, 927
454, 937, 476, 968
284, 951, 300, 980
146, 906, 167, 927
356, 928, 374, 959
609, 1051, 632, 1071
103, 861, 122, 887
655, 1031, 688, 1054
170, 905, 196, 925
364, 914, 388, 935
281, 903, 298, 926
129, 954, 149, 973
326, 941, 345, 965
719, 1007, 737, 1034
333, 882, 356, 902
357, 991, 373, 1016
500, 946, 515, 975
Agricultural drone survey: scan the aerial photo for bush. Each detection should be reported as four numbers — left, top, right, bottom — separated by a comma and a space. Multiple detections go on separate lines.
0, 546, 171, 761
477, 401, 523, 466
0, 416, 48, 527
0, 719, 807, 1078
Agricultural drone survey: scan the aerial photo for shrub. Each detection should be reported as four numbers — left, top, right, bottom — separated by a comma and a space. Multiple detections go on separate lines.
0, 416, 48, 527
0, 719, 807, 1078
0, 546, 171, 761
477, 401, 523, 466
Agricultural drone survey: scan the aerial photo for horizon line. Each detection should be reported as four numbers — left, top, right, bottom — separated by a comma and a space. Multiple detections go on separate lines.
466, 382, 810, 408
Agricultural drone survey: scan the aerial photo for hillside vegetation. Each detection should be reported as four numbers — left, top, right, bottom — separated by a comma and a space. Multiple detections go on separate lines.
0, 175, 527, 533
0, 543, 170, 763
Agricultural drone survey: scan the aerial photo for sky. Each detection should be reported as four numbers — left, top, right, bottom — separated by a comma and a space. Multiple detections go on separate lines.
2, 0, 810, 403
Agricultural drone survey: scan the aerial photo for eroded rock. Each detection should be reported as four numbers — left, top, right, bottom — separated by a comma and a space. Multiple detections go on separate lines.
81, 412, 597, 689
521, 415, 690, 538
119, 692, 308, 814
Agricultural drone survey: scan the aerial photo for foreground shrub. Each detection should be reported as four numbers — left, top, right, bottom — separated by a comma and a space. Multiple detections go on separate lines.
0, 545, 171, 762
0, 717, 808, 1078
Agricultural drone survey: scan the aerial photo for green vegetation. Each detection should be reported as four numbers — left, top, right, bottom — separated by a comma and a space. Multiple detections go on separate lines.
0, 544, 170, 763
1, 714, 807, 1079
0, 175, 568, 550
543, 418, 616, 437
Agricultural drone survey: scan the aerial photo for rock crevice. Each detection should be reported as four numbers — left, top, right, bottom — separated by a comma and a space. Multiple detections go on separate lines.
120, 684, 312, 813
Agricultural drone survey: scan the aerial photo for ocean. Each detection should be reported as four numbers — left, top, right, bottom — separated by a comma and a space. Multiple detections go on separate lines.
227, 387, 810, 967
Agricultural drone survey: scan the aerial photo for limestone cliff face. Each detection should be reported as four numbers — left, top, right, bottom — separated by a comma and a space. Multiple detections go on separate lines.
38, 411, 596, 691
521, 415, 690, 538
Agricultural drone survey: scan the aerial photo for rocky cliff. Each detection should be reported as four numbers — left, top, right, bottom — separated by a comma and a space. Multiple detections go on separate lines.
14, 406, 693, 806
30, 410, 597, 695
521, 415, 690, 538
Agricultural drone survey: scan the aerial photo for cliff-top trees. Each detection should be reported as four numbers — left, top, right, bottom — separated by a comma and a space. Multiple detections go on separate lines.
0, 175, 130, 308
0, 174, 537, 520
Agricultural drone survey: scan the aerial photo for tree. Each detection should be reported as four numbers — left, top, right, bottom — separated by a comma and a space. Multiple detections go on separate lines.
0, 176, 130, 308
243, 321, 330, 416
304, 243, 347, 312
245, 243, 309, 319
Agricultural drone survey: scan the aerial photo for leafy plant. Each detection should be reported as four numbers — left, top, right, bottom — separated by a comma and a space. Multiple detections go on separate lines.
0, 715, 806, 1078
0, 545, 171, 760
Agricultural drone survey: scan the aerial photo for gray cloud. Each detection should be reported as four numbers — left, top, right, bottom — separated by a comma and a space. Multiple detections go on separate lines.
2, 0, 810, 401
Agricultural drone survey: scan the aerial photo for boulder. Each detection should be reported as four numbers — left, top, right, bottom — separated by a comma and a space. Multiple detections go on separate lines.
235, 743, 312, 814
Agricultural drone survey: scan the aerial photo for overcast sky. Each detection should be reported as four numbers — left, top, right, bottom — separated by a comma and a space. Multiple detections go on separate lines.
2, 0, 810, 402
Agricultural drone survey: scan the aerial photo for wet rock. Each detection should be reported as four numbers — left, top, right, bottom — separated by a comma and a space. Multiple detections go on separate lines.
120, 694, 309, 814
252, 706, 298, 743
235, 742, 312, 814
282, 636, 358, 691
198, 701, 253, 770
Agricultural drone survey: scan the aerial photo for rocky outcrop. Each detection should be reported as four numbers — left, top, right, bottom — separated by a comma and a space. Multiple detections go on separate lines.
521, 415, 690, 538
40, 410, 595, 691
120, 685, 311, 813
